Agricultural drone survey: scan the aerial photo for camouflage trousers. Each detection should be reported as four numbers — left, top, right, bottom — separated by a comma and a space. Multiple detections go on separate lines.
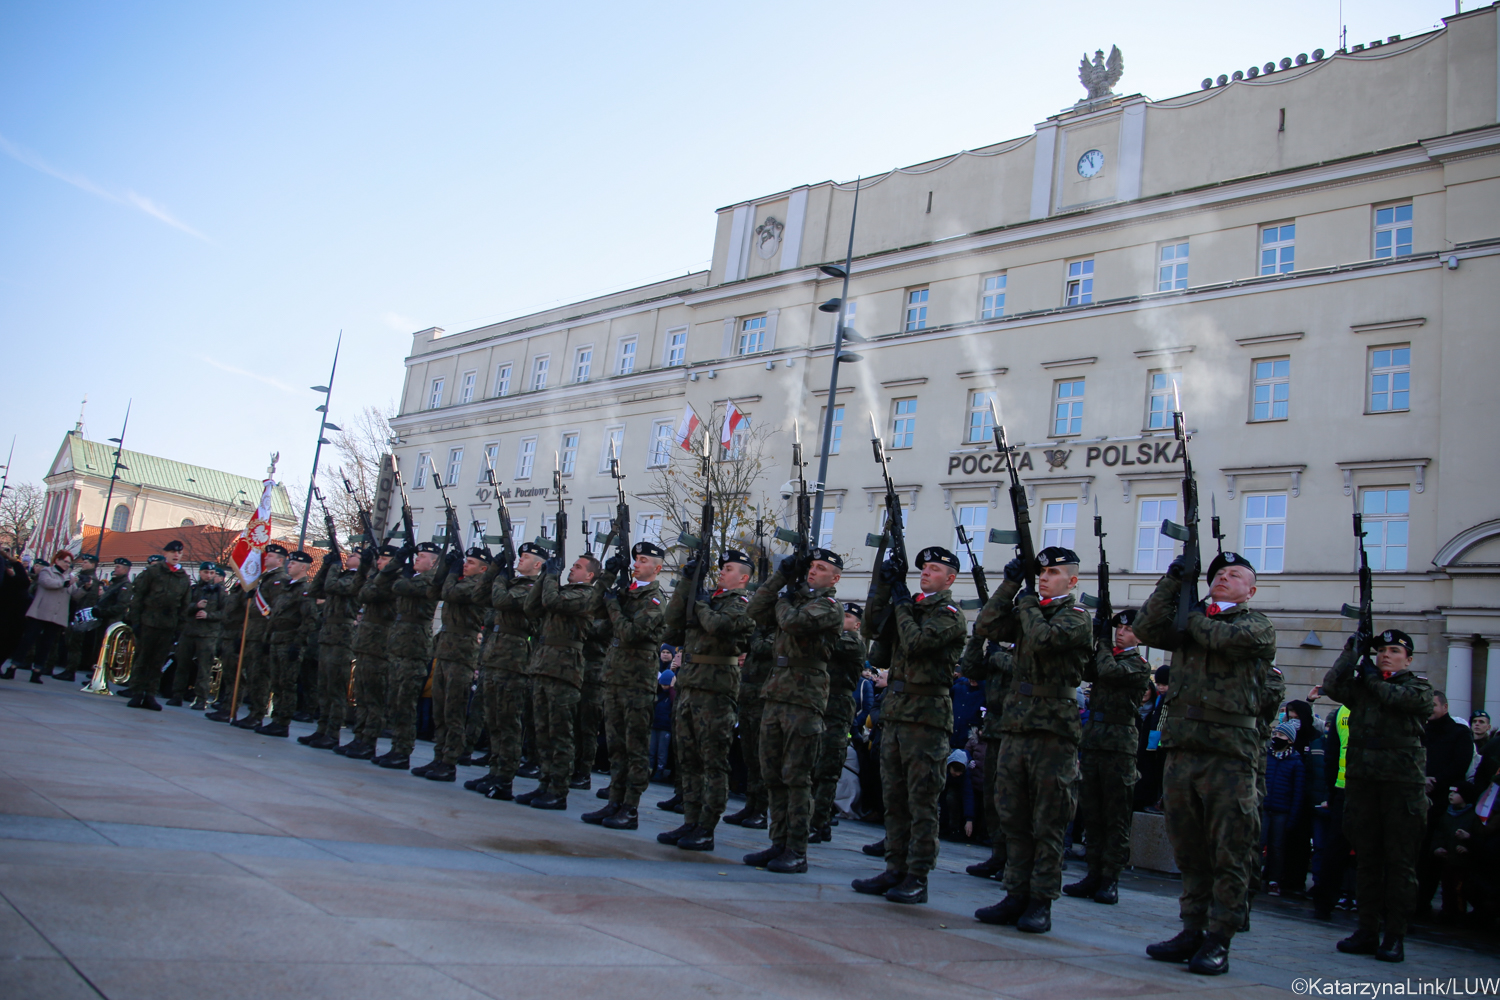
533, 676, 581, 797
573, 677, 604, 780
129, 625, 177, 697
352, 649, 388, 745
603, 684, 654, 807
1345, 779, 1427, 935
268, 638, 301, 726
879, 720, 950, 877
996, 731, 1080, 901
738, 696, 766, 813
759, 700, 824, 856
315, 642, 352, 737
483, 667, 530, 782
239, 637, 271, 717
980, 737, 1005, 856
1162, 749, 1260, 939
1078, 748, 1139, 881
675, 687, 738, 829
384, 654, 431, 756
172, 635, 219, 702
430, 658, 476, 764
812, 695, 857, 830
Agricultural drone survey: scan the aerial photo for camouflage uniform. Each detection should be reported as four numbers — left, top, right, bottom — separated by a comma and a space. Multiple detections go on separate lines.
735, 626, 776, 817
573, 610, 610, 782
308, 557, 366, 739
1133, 574, 1280, 940
266, 568, 316, 727
522, 569, 596, 797
960, 638, 1014, 856
240, 567, 286, 720
481, 571, 538, 784
386, 562, 442, 756
173, 575, 225, 702
975, 578, 1092, 901
1323, 644, 1432, 937
664, 579, 755, 831
215, 584, 246, 709
352, 565, 398, 745
865, 585, 967, 877
813, 628, 867, 831
598, 571, 666, 807
747, 569, 844, 856
432, 562, 496, 764
125, 560, 193, 697
1079, 644, 1153, 882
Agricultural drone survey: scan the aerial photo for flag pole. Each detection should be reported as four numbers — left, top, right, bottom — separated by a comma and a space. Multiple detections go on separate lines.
227, 598, 251, 723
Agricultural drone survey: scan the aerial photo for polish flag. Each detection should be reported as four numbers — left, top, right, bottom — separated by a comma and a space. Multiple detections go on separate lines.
674, 403, 701, 451
721, 400, 746, 448
227, 478, 277, 588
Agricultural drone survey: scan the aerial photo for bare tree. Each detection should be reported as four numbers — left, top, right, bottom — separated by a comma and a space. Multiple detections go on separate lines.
0, 482, 43, 554
322, 403, 395, 540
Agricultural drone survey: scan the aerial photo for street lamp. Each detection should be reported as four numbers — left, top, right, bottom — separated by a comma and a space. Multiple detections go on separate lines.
296, 332, 343, 551
809, 178, 863, 545
92, 401, 132, 562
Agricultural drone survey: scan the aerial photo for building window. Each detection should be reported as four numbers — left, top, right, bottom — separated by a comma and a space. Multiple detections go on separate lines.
905, 288, 929, 331
479, 443, 500, 483
967, 390, 997, 443
531, 355, 549, 392
1135, 497, 1179, 573
1158, 242, 1189, 291
1147, 371, 1181, 430
1369, 346, 1411, 413
820, 405, 844, 455
180, 518, 195, 527
445, 448, 463, 487
1065, 259, 1094, 305
1361, 488, 1409, 572
428, 377, 445, 409
666, 328, 687, 366
509, 518, 526, 544
637, 513, 663, 545
817, 511, 836, 549
516, 438, 536, 480
648, 420, 674, 468
560, 433, 578, 476
573, 347, 592, 384
1041, 501, 1078, 550
413, 452, 431, 489
738, 317, 766, 355
617, 338, 637, 375
1251, 358, 1290, 421
981, 275, 1006, 319
1260, 223, 1295, 275
1053, 380, 1084, 436
1242, 493, 1287, 573
468, 519, 487, 549
600, 426, 624, 472
954, 505, 988, 572
111, 504, 131, 531
455, 371, 473, 405
891, 398, 917, 449
494, 364, 512, 397
1374, 204, 1413, 258
721, 413, 751, 461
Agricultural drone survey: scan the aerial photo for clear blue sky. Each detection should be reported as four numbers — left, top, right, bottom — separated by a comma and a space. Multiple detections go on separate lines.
0, 0, 1459, 504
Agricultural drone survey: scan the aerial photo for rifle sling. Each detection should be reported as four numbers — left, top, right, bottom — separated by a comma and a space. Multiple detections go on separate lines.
685, 653, 739, 666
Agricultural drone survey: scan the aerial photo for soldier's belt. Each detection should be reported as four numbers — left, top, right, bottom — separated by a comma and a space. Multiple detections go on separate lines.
1352, 735, 1423, 750
685, 653, 739, 666
543, 639, 584, 651
1088, 711, 1129, 725
775, 655, 822, 669
1167, 702, 1258, 729
890, 680, 947, 697
1014, 681, 1078, 700
611, 639, 656, 651
492, 628, 529, 639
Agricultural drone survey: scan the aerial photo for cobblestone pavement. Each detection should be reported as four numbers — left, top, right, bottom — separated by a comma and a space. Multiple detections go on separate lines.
1, 679, 1497, 999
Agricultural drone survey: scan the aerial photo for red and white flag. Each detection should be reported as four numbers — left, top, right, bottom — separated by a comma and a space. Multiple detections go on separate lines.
721, 400, 746, 448
674, 402, 701, 451
227, 478, 277, 588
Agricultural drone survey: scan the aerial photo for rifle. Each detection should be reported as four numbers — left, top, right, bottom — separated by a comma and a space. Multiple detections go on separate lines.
311, 482, 340, 557
606, 436, 631, 595
393, 465, 417, 566
861, 412, 909, 642
951, 513, 988, 611
425, 454, 464, 556
677, 439, 714, 602
988, 399, 1036, 592
1340, 505, 1377, 672
773, 420, 812, 590
754, 516, 770, 588
545, 453, 567, 569
1159, 390, 1201, 638
1092, 496, 1112, 650
339, 467, 378, 552
479, 450, 516, 575
1210, 493, 1225, 556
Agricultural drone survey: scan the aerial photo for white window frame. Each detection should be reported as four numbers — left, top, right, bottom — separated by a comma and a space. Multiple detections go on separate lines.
493, 363, 512, 397
954, 505, 988, 572
966, 390, 997, 444
573, 346, 592, 384
817, 510, 836, 549
560, 432, 579, 476
721, 413, 751, 462
890, 398, 917, 449
1134, 496, 1179, 574
1251, 357, 1290, 422
637, 512, 664, 546
468, 519, 487, 549
1157, 242, 1189, 291
1146, 371, 1181, 431
1374, 203, 1413, 259
905, 288, 929, 331
1369, 345, 1411, 413
1360, 488, 1410, 572
1241, 493, 1288, 574
1065, 259, 1094, 305
479, 443, 500, 483
413, 452, 431, 489
738, 316, 767, 355
600, 426, 624, 473
458, 370, 477, 404
1053, 379, 1084, 437
1041, 500, 1078, 550
616, 337, 637, 375
428, 377, 445, 410
1260, 223, 1295, 275
648, 420, 674, 468
819, 404, 844, 455
665, 327, 687, 367
445, 447, 463, 487
531, 355, 550, 392
509, 518, 527, 545
981, 274, 1006, 319
515, 438, 536, 480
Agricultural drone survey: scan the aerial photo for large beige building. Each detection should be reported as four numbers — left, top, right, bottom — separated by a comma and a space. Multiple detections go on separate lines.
391, 9, 1500, 717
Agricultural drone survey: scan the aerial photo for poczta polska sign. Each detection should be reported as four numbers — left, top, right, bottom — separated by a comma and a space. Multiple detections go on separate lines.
946, 438, 1187, 476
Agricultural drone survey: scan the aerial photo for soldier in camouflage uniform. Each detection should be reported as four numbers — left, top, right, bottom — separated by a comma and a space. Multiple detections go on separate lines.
582, 541, 667, 831
414, 546, 497, 781
470, 541, 545, 799
256, 550, 315, 736
571, 602, 610, 789
1063, 609, 1153, 905
724, 624, 774, 829
742, 547, 845, 875
232, 544, 287, 729
339, 543, 400, 757
1324, 627, 1431, 964
961, 637, 1014, 878
973, 545, 1093, 934
854, 546, 968, 903
810, 602, 867, 844
374, 541, 444, 769
658, 548, 756, 852
301, 548, 367, 748
125, 540, 193, 710
206, 579, 245, 721
169, 562, 225, 707
1136, 550, 1280, 977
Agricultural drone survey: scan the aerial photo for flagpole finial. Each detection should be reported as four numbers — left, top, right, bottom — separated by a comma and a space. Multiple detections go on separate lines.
268, 452, 280, 476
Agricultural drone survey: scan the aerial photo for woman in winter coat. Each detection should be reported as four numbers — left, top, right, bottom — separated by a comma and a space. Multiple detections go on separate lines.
2, 551, 78, 683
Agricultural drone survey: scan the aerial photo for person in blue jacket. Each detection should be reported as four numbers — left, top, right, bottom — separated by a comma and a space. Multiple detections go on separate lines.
1262, 719, 1307, 894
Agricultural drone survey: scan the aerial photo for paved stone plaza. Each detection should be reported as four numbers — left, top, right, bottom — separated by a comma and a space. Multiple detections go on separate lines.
1, 681, 1497, 1000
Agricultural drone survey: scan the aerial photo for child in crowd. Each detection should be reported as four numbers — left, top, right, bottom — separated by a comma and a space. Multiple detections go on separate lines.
1262, 720, 1306, 895
1433, 786, 1482, 922
649, 668, 674, 782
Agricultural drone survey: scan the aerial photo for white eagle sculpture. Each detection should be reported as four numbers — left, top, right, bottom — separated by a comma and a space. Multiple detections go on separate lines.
1078, 46, 1124, 102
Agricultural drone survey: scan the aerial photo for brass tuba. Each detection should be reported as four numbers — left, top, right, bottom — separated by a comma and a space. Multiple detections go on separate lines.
81, 621, 135, 695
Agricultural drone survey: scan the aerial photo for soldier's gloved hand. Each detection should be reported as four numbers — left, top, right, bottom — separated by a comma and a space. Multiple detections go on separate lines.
1166, 554, 1189, 580
1344, 630, 1368, 653
681, 559, 700, 583
322, 552, 338, 567
879, 557, 906, 584
544, 554, 564, 576
397, 541, 417, 561
601, 587, 618, 602
890, 579, 913, 606
604, 552, 628, 577
1002, 556, 1025, 584
777, 554, 801, 578
362, 545, 379, 565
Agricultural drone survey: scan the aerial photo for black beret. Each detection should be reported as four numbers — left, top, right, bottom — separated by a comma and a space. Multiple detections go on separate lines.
264, 544, 288, 556
163, 539, 184, 553
517, 541, 547, 557
632, 541, 666, 560
416, 541, 443, 554
915, 546, 960, 572
465, 546, 491, 561
113, 557, 132, 567
1207, 550, 1255, 580
378, 543, 401, 557
1036, 546, 1080, 568
842, 602, 863, 618
76, 553, 98, 564
808, 547, 843, 570
147, 554, 165, 564
199, 561, 215, 571
719, 548, 752, 568
1110, 608, 1138, 628
288, 551, 314, 564
1376, 628, 1415, 654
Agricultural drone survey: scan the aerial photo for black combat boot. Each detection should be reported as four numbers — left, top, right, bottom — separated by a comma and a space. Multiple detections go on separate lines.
721, 806, 752, 826
1376, 932, 1404, 963
297, 731, 320, 745
457, 751, 489, 767
677, 825, 715, 851
513, 787, 543, 805
0, 663, 14, 679
657, 792, 684, 813
965, 850, 1006, 879
852, 870, 905, 895
1146, 928, 1205, 962
1336, 928, 1381, 955
595, 785, 612, 799
975, 892, 1030, 925
765, 849, 807, 874
1093, 879, 1119, 905
483, 782, 514, 801
28, 669, 43, 684
464, 774, 498, 793
166, 697, 184, 707
204, 707, 232, 722
808, 823, 831, 844
884, 874, 927, 904
423, 762, 457, 782
742, 843, 786, 867
1061, 871, 1101, 898
343, 741, 377, 760
190, 697, 206, 710
517, 761, 540, 779
128, 694, 162, 711
568, 773, 591, 790
231, 714, 260, 729
739, 811, 767, 829
127, 694, 145, 708
601, 805, 638, 830
308, 733, 340, 750
861, 838, 886, 857
54, 670, 78, 683
254, 721, 289, 737
1017, 899, 1052, 933
375, 752, 410, 770
411, 761, 438, 777
657, 823, 694, 846
529, 792, 567, 809
582, 801, 621, 825
1188, 931, 1230, 975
